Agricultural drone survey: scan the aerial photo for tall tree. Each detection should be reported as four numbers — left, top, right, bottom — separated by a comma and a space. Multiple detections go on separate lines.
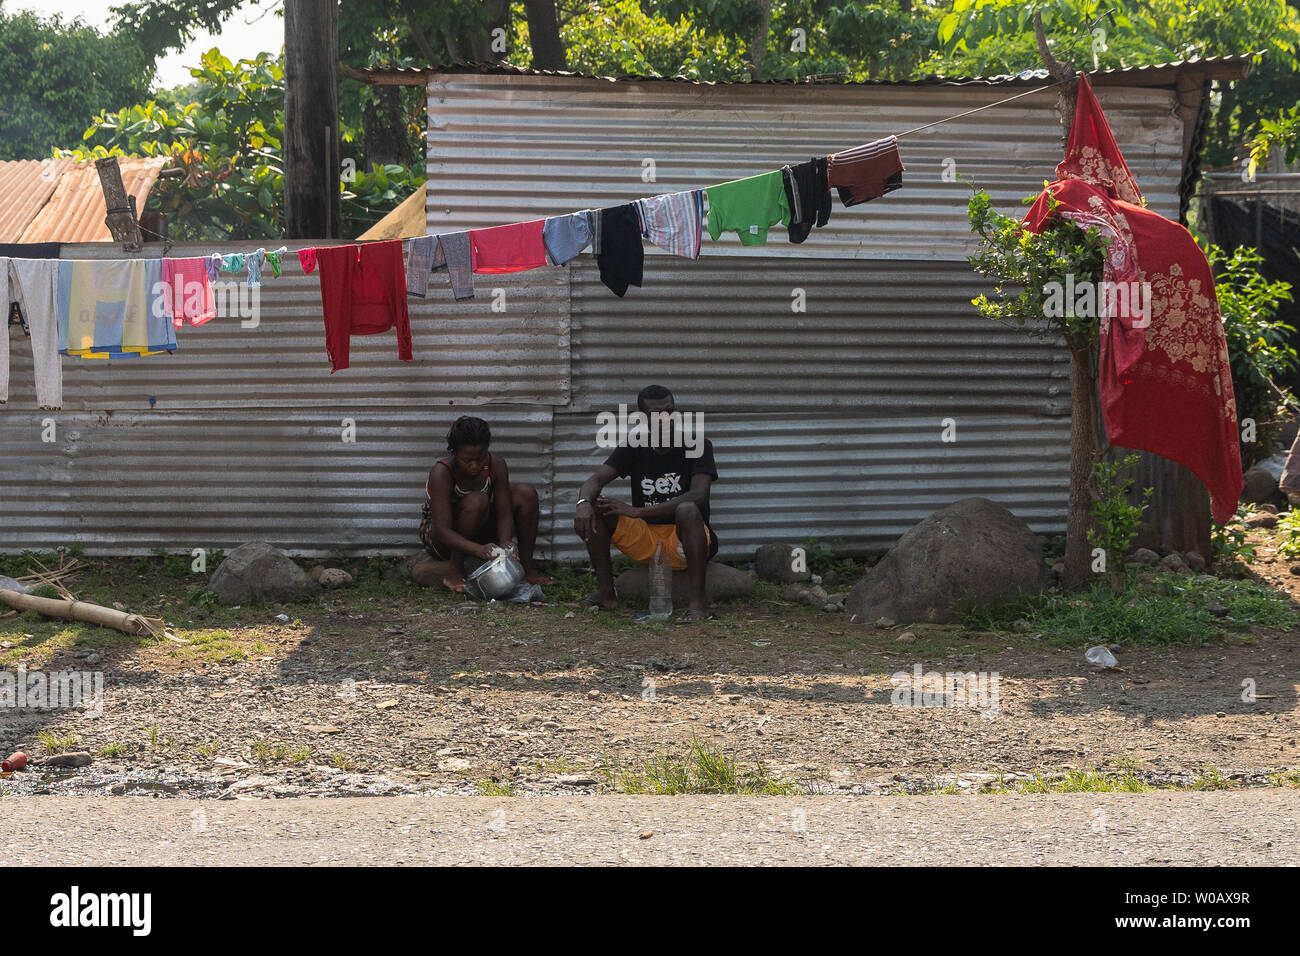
0, 5, 153, 160
524, 0, 567, 70
283, 0, 341, 238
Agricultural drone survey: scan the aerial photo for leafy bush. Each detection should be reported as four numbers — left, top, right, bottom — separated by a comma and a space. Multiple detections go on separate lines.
1209, 244, 1296, 461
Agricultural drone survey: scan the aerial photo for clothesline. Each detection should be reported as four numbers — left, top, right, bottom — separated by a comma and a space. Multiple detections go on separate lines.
3, 76, 1073, 406
895, 81, 1063, 138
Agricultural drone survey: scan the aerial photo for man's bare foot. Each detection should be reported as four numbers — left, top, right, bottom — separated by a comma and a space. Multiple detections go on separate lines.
575, 590, 618, 610
443, 575, 469, 593
675, 606, 710, 624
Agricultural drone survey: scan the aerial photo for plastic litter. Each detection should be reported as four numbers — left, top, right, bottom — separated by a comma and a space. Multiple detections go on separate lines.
646, 542, 673, 621
1085, 645, 1118, 668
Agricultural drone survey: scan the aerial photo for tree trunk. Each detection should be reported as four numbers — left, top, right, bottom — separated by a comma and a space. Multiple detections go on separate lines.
1125, 451, 1213, 561
283, 0, 340, 239
1065, 334, 1101, 589
468, 0, 510, 63
363, 86, 410, 169
750, 0, 773, 81
524, 0, 567, 71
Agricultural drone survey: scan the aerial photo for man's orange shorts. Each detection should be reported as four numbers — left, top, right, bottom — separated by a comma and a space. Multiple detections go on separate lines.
611, 515, 713, 571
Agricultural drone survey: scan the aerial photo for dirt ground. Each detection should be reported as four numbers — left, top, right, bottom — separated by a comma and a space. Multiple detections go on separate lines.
1, 531, 1298, 798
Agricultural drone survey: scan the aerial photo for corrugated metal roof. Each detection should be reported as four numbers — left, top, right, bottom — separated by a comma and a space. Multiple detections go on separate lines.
0, 157, 168, 244
0, 159, 70, 243
425, 74, 1185, 259
359, 52, 1254, 88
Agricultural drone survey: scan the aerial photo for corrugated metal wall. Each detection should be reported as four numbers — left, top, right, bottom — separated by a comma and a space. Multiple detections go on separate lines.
425, 74, 1184, 258
0, 74, 1190, 559
551, 256, 1069, 559
1, 242, 562, 556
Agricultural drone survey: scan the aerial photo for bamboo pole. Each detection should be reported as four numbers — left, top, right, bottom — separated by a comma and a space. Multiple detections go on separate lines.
0, 590, 164, 637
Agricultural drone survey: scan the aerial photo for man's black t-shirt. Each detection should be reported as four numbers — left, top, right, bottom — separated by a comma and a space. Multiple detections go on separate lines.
604, 440, 719, 553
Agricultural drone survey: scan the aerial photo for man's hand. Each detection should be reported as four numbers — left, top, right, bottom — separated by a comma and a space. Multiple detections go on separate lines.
574, 500, 595, 544
595, 497, 637, 519
473, 543, 497, 561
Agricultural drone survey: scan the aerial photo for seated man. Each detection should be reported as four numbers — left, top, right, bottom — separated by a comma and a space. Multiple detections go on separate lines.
573, 385, 718, 622
419, 415, 548, 591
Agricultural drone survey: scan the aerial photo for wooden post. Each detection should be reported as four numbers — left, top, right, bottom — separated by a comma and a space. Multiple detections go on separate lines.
94, 156, 143, 251
284, 0, 340, 239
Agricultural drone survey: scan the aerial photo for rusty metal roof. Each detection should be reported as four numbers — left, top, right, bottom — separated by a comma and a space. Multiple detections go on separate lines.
0, 157, 169, 243
349, 52, 1256, 88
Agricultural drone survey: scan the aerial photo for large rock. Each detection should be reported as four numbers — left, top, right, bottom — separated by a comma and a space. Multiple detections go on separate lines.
845, 497, 1045, 625
208, 542, 317, 605
1241, 466, 1280, 506
754, 543, 811, 583
615, 562, 754, 606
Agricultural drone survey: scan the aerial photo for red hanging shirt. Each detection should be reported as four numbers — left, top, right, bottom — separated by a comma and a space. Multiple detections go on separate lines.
469, 219, 547, 274
1022, 74, 1242, 523
313, 240, 413, 372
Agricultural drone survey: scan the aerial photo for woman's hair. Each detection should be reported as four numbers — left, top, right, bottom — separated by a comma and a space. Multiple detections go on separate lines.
446, 415, 491, 452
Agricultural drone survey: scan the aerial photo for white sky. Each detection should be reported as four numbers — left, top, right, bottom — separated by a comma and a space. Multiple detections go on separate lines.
11, 0, 284, 89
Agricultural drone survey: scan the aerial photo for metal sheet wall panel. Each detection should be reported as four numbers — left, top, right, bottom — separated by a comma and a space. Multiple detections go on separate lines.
569, 256, 1070, 415
425, 74, 1184, 260
550, 412, 1069, 561
2, 242, 569, 412
0, 406, 554, 557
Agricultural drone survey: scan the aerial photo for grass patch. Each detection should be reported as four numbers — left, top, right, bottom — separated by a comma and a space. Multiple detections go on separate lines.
963, 574, 1298, 646
475, 780, 516, 796
168, 630, 269, 662
37, 730, 79, 754
1018, 768, 1150, 793
96, 742, 128, 758
602, 736, 798, 795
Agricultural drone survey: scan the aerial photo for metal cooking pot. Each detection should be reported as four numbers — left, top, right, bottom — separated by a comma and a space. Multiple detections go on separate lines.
467, 551, 525, 599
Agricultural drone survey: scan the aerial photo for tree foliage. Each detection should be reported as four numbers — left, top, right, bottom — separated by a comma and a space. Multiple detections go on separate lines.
57, 50, 421, 240
0, 3, 153, 161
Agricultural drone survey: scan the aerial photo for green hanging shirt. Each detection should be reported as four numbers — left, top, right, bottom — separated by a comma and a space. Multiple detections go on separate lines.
705, 171, 791, 246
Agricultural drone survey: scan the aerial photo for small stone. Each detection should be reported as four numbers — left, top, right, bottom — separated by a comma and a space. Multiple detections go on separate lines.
1244, 511, 1277, 529
780, 584, 806, 602
376, 699, 399, 710
318, 568, 354, 589
274, 613, 290, 623
1183, 551, 1207, 572
896, 631, 916, 643
1257, 503, 1279, 515
1216, 711, 1227, 718
640, 830, 654, 840
874, 616, 896, 629
821, 603, 841, 613
564, 611, 576, 619
1158, 553, 1188, 572
587, 690, 601, 699
1129, 548, 1160, 566
305, 725, 342, 735
1011, 618, 1032, 632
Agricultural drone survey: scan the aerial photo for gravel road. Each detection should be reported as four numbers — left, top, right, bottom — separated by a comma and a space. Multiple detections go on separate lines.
13, 791, 1299, 865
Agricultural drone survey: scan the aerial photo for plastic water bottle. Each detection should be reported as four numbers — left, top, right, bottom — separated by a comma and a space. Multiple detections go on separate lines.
647, 542, 673, 621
